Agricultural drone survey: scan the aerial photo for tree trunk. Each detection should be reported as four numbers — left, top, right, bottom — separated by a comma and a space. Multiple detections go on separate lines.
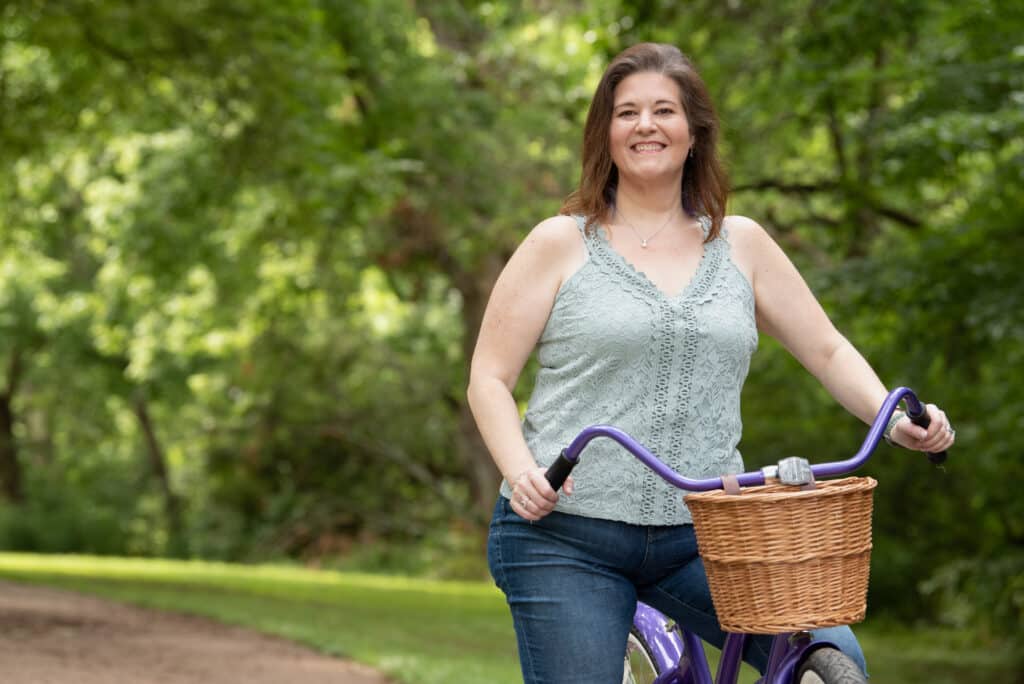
133, 393, 185, 553
0, 349, 25, 502
0, 396, 23, 503
382, 200, 509, 522
455, 254, 506, 522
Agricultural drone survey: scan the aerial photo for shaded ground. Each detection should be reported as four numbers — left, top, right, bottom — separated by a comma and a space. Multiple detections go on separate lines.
0, 580, 391, 683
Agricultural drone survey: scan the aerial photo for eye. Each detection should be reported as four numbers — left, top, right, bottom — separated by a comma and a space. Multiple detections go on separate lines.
656, 107, 676, 115
616, 109, 637, 118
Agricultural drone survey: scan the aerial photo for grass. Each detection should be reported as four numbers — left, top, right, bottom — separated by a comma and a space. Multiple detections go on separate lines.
0, 552, 1016, 683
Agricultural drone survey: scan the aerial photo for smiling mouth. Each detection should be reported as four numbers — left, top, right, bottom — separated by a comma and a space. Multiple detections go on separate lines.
631, 143, 666, 152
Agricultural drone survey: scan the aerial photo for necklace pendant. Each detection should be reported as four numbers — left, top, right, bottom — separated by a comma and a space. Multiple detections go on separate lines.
641, 239, 648, 248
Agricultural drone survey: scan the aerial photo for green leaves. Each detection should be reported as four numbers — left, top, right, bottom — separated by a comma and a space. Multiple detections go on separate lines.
0, 3, 1020, 649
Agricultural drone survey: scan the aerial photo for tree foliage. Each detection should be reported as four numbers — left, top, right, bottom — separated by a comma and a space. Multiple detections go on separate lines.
0, 0, 1020, 650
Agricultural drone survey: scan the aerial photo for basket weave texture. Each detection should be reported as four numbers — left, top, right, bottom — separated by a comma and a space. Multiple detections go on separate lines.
685, 476, 876, 634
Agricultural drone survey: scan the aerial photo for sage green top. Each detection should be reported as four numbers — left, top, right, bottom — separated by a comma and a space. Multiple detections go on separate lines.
500, 215, 758, 525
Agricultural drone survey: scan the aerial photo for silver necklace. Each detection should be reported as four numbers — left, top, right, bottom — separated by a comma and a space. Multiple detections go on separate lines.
616, 207, 679, 249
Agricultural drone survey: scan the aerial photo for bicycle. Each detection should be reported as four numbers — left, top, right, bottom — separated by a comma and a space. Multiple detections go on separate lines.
543, 386, 948, 684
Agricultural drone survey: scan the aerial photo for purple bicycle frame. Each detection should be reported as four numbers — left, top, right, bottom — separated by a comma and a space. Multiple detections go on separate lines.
634, 600, 818, 684
569, 387, 934, 684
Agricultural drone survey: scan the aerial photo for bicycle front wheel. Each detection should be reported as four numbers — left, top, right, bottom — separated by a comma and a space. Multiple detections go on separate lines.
623, 628, 662, 684
796, 647, 867, 684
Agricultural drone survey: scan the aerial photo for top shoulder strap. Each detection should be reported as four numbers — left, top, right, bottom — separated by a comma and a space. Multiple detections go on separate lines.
572, 214, 592, 259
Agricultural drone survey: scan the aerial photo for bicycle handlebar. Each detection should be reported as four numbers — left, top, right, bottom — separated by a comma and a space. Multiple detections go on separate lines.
544, 387, 947, 493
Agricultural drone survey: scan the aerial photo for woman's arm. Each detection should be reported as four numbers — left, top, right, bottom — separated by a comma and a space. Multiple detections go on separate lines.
467, 215, 584, 520
728, 215, 955, 454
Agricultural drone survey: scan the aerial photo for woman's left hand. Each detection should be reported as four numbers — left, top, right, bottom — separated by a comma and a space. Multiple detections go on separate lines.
890, 403, 956, 453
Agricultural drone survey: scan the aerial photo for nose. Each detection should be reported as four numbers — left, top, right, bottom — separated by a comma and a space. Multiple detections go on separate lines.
636, 109, 656, 133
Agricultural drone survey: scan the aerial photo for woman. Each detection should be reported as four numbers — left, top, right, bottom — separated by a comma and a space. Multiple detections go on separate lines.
467, 42, 954, 683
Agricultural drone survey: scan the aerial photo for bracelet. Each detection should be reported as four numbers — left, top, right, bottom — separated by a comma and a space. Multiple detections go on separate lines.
883, 410, 906, 446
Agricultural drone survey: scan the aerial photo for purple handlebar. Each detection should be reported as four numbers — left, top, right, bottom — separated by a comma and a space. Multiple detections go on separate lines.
559, 387, 928, 492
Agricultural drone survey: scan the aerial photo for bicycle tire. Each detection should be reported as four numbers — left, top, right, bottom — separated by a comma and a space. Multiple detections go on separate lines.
795, 647, 866, 684
623, 628, 662, 684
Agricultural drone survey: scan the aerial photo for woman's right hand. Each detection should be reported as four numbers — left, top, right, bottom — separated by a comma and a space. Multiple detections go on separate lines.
509, 467, 574, 521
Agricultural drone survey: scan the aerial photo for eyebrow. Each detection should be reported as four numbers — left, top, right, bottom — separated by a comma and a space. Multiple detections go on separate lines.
613, 99, 679, 110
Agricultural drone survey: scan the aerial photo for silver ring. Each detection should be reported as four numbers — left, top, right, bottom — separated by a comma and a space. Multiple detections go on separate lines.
520, 497, 530, 508
946, 425, 955, 436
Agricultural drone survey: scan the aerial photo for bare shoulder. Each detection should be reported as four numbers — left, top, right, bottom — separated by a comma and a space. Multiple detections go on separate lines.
514, 214, 585, 278
493, 214, 585, 294
721, 215, 776, 279
722, 214, 772, 248
523, 214, 582, 249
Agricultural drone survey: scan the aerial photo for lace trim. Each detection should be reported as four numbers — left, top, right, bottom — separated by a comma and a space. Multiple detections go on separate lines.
581, 226, 662, 311
572, 214, 592, 261
583, 217, 727, 520
585, 217, 721, 303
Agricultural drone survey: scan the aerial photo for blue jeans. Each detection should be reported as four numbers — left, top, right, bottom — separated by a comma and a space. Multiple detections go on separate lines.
488, 497, 866, 683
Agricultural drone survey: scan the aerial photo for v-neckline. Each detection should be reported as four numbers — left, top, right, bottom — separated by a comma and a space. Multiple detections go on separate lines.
592, 223, 717, 302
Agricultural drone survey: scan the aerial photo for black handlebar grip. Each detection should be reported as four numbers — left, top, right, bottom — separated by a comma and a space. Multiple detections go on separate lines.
906, 405, 948, 465
544, 451, 578, 491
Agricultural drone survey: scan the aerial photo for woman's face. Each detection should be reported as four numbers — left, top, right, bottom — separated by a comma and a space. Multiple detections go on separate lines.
609, 71, 692, 184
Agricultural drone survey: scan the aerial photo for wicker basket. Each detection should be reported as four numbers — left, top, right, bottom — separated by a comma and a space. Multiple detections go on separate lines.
685, 476, 877, 634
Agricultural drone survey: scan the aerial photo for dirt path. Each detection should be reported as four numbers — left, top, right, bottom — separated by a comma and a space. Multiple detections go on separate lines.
0, 580, 392, 683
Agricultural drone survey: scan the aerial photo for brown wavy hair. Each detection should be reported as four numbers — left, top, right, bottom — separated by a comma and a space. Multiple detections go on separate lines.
561, 43, 728, 242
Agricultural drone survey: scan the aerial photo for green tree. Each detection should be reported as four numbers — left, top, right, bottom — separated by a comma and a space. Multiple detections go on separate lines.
0, 0, 1020, 649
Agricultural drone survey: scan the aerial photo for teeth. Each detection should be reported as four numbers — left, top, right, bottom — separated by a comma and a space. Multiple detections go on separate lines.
634, 143, 663, 151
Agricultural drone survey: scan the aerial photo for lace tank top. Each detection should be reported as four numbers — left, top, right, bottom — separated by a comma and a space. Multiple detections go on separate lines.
499, 214, 758, 525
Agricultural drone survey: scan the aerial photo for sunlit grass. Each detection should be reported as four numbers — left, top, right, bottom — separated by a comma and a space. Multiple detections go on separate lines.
0, 551, 496, 596
0, 553, 1015, 684
0, 552, 520, 684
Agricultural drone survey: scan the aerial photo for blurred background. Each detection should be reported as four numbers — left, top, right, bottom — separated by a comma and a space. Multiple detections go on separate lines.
0, 0, 1021, 670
